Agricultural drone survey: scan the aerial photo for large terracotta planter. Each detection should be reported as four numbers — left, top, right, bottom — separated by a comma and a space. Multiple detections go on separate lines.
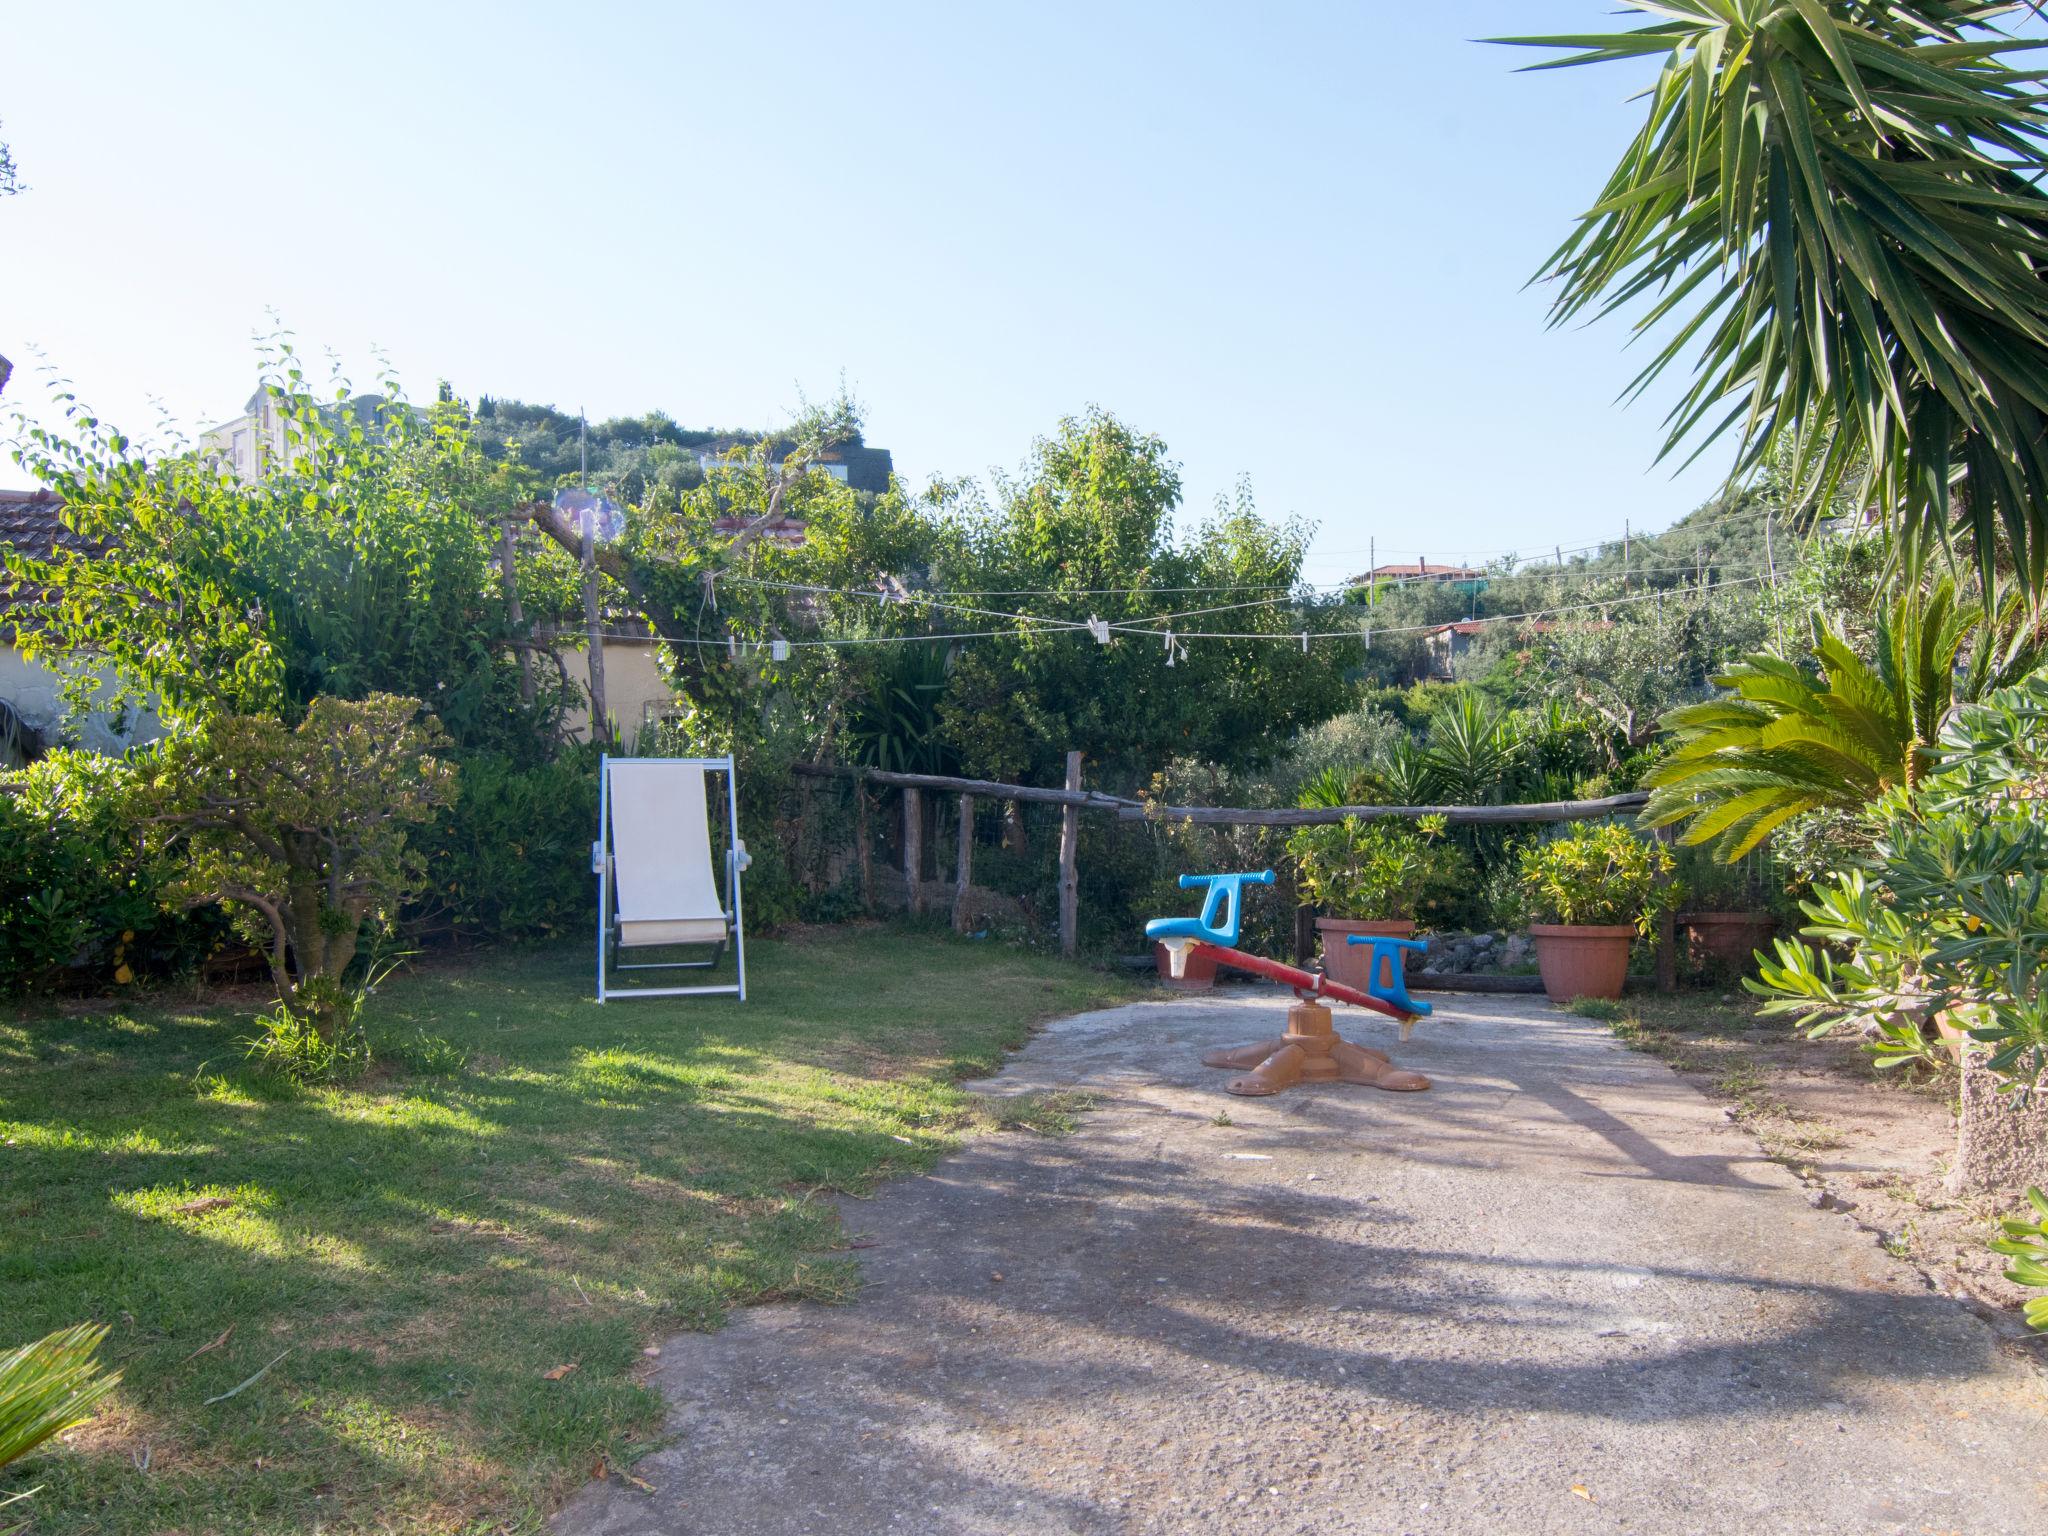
1529, 923, 1636, 1003
1153, 940, 1219, 991
1678, 911, 1778, 973
1315, 917, 1415, 995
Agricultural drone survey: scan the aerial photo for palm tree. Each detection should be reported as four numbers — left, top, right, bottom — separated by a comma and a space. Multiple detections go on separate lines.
1643, 579, 2040, 856
1500, 3, 2048, 594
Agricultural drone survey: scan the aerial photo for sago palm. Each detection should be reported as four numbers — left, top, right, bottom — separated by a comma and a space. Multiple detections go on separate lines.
1643, 579, 2036, 856
1, 1323, 117, 1487
1499, 3, 2048, 595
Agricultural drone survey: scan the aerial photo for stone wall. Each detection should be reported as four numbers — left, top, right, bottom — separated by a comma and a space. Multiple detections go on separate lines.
1949, 1050, 2048, 1196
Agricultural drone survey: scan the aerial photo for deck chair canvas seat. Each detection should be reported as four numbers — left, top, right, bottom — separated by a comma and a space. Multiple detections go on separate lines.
595, 755, 748, 1001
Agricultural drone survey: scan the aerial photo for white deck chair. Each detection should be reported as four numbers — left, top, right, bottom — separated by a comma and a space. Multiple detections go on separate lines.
593, 755, 748, 1002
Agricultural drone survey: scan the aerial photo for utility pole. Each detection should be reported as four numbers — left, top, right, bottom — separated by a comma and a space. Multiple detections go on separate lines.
1623, 520, 1630, 586
579, 408, 611, 747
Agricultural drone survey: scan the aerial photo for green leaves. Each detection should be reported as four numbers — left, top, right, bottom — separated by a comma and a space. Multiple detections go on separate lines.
1990, 1187, 2048, 1331
1286, 816, 1468, 923
1503, 3, 2048, 594
1518, 824, 1673, 932
0, 1322, 118, 1477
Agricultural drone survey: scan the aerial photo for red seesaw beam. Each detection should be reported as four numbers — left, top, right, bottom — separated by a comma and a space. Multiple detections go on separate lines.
1186, 941, 1417, 1022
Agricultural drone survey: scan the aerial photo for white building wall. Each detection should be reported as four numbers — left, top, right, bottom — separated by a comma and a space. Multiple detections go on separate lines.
0, 642, 164, 759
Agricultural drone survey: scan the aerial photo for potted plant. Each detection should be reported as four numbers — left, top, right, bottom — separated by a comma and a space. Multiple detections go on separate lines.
1519, 824, 1672, 1002
1289, 814, 1464, 994
1672, 847, 1779, 976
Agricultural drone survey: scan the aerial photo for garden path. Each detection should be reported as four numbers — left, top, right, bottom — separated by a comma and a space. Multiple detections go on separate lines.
553, 990, 2048, 1536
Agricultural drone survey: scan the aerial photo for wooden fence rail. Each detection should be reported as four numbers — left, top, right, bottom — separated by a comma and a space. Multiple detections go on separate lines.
789, 760, 1656, 965
1115, 791, 1649, 827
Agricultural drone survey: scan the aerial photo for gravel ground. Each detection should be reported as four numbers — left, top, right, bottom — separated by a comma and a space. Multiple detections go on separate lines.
553, 989, 2048, 1536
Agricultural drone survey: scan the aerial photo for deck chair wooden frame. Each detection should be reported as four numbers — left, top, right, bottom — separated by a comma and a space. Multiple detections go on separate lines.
594, 754, 748, 1002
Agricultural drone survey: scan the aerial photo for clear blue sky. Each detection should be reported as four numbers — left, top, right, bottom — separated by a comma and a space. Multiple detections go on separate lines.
1, 1, 1721, 584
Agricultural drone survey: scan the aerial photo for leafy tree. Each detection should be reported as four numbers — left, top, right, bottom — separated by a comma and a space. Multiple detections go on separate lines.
6, 347, 573, 755
1506, 3, 2048, 594
1643, 578, 2044, 858
1537, 587, 1767, 763
568, 405, 1355, 791
925, 419, 1354, 785
136, 694, 457, 1038
0, 123, 20, 197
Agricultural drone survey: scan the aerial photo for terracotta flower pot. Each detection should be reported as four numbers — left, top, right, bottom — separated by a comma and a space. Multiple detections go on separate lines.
1153, 940, 1220, 991
1315, 917, 1415, 995
1529, 923, 1636, 1003
1678, 911, 1778, 973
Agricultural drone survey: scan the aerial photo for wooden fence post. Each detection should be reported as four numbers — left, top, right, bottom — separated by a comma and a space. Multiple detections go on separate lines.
1058, 751, 1082, 958
903, 786, 923, 917
953, 792, 974, 934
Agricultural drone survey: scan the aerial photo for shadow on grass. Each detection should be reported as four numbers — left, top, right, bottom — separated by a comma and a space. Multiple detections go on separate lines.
0, 931, 1138, 1535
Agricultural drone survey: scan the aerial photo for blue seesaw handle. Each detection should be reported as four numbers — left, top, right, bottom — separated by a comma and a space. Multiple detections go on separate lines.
1144, 870, 1275, 948
1345, 933, 1433, 1016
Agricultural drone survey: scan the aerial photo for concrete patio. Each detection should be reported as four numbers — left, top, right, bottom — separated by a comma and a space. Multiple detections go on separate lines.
555, 989, 2048, 1536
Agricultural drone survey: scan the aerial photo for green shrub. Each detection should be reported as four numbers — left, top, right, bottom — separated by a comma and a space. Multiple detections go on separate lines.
1287, 814, 1466, 926
1518, 825, 1672, 932
1752, 669, 2048, 1087
403, 748, 600, 944
0, 750, 220, 993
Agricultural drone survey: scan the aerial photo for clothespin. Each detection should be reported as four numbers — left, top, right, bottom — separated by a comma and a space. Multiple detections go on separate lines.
1362, 620, 1372, 650
1163, 628, 1176, 666
1300, 631, 1309, 654
1086, 616, 1112, 645
727, 632, 738, 660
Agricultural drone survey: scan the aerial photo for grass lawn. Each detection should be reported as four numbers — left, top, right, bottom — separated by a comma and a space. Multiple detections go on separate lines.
0, 928, 1141, 1534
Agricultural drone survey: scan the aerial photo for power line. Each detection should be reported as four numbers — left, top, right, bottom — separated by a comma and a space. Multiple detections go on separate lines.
591, 574, 1763, 655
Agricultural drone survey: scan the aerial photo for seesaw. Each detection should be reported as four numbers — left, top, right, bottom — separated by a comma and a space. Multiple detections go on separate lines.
1145, 871, 1433, 1097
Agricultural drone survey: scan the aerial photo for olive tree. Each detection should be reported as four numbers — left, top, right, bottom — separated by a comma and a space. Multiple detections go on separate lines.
139, 694, 457, 1038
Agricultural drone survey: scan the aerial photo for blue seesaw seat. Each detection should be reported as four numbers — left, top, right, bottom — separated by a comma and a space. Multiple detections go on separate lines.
1345, 933, 1432, 1017
1144, 870, 1275, 948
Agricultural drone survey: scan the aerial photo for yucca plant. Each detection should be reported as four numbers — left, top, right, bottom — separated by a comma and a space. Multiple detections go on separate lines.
1423, 691, 1527, 806
1501, 3, 2048, 595
1, 1323, 118, 1495
1644, 578, 2040, 857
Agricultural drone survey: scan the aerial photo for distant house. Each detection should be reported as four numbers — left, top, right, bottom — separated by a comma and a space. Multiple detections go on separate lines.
198, 389, 412, 484
1421, 618, 1559, 679
1352, 559, 1490, 597
196, 390, 296, 483
694, 438, 895, 493
0, 488, 162, 761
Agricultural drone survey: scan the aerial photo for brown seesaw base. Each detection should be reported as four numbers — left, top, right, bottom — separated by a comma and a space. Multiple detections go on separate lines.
1201, 999, 1430, 1097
